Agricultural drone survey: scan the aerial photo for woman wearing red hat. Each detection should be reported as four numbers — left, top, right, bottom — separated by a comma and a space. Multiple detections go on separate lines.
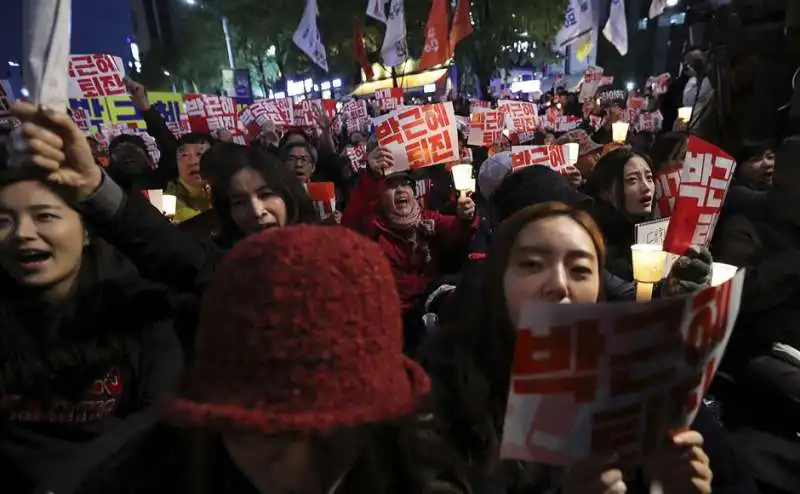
423, 202, 757, 494
165, 225, 468, 493
342, 140, 479, 353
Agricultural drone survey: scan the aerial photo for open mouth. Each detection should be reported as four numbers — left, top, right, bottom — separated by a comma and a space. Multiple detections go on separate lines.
16, 249, 52, 269
641, 196, 653, 207
257, 222, 278, 231
395, 195, 410, 207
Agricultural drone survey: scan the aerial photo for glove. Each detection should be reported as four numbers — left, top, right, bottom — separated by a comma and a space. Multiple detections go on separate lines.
663, 246, 713, 297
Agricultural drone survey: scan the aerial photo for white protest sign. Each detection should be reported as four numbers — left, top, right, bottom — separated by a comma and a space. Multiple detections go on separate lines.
501, 270, 744, 466
24, 0, 71, 112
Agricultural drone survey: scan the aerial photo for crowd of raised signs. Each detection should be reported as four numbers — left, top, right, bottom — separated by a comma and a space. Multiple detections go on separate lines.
0, 48, 798, 494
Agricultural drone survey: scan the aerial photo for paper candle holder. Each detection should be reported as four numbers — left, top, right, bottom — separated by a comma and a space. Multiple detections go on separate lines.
678, 106, 693, 122
451, 164, 474, 191
631, 244, 667, 284
612, 122, 630, 143
711, 262, 738, 287
564, 143, 580, 166
162, 194, 177, 217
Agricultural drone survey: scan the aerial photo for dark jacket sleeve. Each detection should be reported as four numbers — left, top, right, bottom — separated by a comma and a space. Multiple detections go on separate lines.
715, 215, 800, 314
691, 404, 760, 494
137, 107, 179, 190
603, 270, 636, 301
82, 180, 218, 297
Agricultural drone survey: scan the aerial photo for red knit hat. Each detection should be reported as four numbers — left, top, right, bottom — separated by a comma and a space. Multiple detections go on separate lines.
165, 225, 430, 434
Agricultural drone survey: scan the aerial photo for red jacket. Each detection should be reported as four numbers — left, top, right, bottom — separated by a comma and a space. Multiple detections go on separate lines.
343, 171, 477, 313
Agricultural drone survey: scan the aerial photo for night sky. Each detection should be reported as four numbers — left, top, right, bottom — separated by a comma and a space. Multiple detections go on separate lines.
0, 0, 135, 95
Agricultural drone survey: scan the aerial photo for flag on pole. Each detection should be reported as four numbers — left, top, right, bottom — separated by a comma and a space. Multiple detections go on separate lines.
419, 0, 450, 71
603, 0, 628, 56
554, 0, 595, 52
449, 0, 473, 53
366, 0, 409, 67
292, 0, 329, 72
353, 20, 374, 80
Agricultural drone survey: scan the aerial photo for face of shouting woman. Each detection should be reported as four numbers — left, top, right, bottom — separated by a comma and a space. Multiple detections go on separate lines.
380, 177, 416, 217
620, 156, 655, 215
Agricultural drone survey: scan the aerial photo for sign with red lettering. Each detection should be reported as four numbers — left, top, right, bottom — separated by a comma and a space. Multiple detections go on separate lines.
637, 110, 663, 133
98, 123, 161, 163
373, 102, 459, 173
498, 100, 539, 135
342, 99, 370, 133
240, 98, 294, 142
306, 181, 337, 219
183, 94, 245, 144
293, 98, 336, 129
374, 88, 404, 113
67, 54, 126, 98
467, 108, 503, 148
470, 99, 491, 110
511, 145, 568, 173
501, 270, 744, 466
344, 143, 368, 173
654, 164, 681, 218
663, 137, 736, 254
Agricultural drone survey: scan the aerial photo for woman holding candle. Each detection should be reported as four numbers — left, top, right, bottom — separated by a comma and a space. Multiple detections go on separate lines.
422, 202, 758, 494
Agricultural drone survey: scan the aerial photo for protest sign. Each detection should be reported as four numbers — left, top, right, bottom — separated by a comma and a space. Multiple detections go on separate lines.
637, 110, 663, 133
511, 145, 568, 173
240, 98, 294, 140
306, 181, 336, 219
0, 80, 15, 123
653, 164, 681, 218
344, 143, 368, 173
293, 99, 336, 128
635, 217, 670, 246
470, 99, 491, 110
374, 88, 404, 112
97, 123, 161, 163
68, 92, 190, 136
579, 66, 604, 102
467, 108, 503, 147
183, 93, 245, 144
501, 270, 744, 466
341, 99, 370, 133
373, 102, 459, 173
663, 137, 736, 254
498, 100, 539, 135
68, 54, 127, 98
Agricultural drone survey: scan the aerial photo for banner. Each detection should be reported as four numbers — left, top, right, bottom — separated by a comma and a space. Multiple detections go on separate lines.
663, 137, 736, 254
602, 0, 629, 56
68, 92, 190, 136
373, 101, 459, 173
501, 271, 744, 466
554, 0, 595, 51
511, 145, 568, 173
292, 0, 329, 72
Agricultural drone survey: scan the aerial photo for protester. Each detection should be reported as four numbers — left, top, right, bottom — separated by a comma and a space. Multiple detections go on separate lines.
0, 167, 182, 493
166, 133, 214, 223
423, 202, 757, 494
164, 225, 468, 493
343, 141, 478, 352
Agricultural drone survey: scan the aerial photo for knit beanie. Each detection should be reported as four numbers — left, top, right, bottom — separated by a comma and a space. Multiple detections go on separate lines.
492, 165, 593, 222
165, 225, 430, 435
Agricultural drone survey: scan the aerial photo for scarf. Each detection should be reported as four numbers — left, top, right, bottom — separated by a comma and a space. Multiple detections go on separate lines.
384, 199, 436, 263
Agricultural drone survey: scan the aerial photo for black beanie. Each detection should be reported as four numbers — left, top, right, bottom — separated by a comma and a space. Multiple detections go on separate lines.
108, 133, 148, 155
492, 165, 593, 223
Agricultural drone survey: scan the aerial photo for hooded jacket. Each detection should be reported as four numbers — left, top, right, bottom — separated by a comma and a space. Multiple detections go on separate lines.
0, 240, 182, 494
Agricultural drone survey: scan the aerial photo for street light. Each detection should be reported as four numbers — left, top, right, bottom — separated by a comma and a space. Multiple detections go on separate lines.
182, 0, 235, 69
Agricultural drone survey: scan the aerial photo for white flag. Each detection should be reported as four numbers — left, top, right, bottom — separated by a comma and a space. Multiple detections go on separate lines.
603, 0, 628, 56
649, 0, 667, 18
367, 0, 409, 67
554, 0, 595, 51
292, 0, 329, 72
24, 0, 71, 112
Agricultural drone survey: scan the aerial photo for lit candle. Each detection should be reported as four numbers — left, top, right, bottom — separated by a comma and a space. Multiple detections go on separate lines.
631, 244, 667, 301
612, 122, 630, 143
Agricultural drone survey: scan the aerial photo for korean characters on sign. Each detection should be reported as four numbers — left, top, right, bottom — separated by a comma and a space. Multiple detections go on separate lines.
373, 102, 459, 173
467, 108, 503, 148
342, 99, 370, 133
67, 54, 126, 98
183, 94, 245, 144
498, 100, 539, 136
344, 143, 368, 173
663, 137, 736, 254
374, 88, 404, 113
511, 145, 568, 173
501, 272, 744, 466
240, 99, 294, 141
293, 99, 336, 130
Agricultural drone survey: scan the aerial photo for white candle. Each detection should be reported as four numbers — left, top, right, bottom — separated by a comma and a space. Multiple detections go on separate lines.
564, 143, 580, 166
162, 194, 177, 216
451, 164, 473, 192
612, 121, 630, 143
678, 106, 693, 122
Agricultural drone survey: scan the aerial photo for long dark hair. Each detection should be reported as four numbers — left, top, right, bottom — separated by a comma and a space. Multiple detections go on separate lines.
434, 203, 606, 471
586, 147, 654, 211
648, 132, 688, 174
200, 143, 317, 246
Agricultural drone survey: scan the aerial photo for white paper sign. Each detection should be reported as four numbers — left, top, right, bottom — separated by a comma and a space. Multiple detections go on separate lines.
501, 270, 744, 466
24, 0, 71, 112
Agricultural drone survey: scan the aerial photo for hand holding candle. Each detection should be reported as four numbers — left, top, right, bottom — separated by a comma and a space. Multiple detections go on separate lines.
451, 164, 475, 197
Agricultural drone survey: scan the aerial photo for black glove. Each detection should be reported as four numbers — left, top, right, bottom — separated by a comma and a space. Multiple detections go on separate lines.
663, 246, 713, 296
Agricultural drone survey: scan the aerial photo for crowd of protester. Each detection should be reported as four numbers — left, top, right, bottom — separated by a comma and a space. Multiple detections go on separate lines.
0, 44, 798, 494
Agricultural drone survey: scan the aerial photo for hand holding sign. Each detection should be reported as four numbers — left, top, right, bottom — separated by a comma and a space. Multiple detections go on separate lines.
644, 430, 712, 494
10, 101, 103, 200
367, 146, 395, 174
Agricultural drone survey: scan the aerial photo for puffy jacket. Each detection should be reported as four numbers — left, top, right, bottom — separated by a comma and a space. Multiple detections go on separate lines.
343, 170, 478, 312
